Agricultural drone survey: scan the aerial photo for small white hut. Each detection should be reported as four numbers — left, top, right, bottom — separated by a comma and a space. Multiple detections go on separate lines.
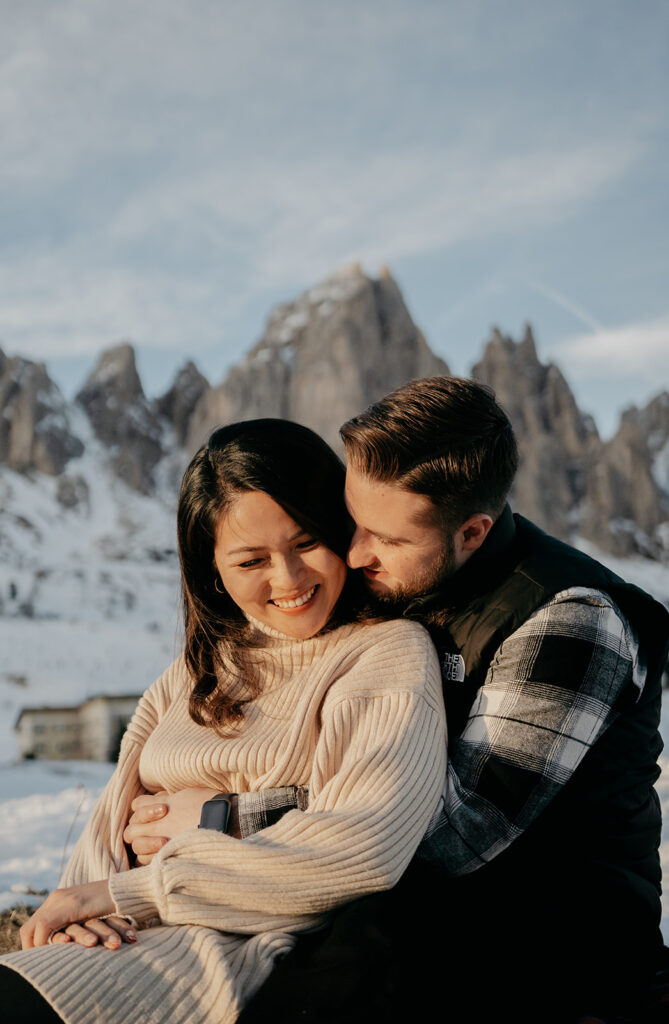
16, 694, 141, 761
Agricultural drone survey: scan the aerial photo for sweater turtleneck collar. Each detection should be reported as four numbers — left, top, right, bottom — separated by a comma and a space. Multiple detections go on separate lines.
404, 503, 520, 621
245, 613, 354, 645
245, 614, 298, 641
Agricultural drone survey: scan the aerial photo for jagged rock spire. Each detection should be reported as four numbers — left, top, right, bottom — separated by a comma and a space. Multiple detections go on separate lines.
187, 265, 450, 453
0, 348, 83, 475
76, 342, 163, 493
580, 391, 669, 556
155, 360, 209, 445
472, 327, 600, 541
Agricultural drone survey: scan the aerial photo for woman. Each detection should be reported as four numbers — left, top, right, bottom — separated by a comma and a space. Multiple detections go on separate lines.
0, 419, 446, 1024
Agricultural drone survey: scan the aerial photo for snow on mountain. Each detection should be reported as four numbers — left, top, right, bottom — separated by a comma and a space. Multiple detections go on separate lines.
0, 404, 181, 763
186, 263, 450, 454
0, 348, 83, 476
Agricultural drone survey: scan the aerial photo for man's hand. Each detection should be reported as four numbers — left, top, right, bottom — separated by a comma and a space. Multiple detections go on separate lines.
124, 787, 235, 865
20, 880, 130, 950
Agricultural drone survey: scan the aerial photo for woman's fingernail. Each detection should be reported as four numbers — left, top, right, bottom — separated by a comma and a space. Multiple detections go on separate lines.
125, 929, 137, 942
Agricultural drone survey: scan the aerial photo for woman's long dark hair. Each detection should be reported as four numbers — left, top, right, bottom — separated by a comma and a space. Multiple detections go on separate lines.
178, 419, 359, 731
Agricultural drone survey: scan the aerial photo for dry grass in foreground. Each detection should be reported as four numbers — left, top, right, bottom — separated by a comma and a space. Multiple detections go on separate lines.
0, 904, 34, 953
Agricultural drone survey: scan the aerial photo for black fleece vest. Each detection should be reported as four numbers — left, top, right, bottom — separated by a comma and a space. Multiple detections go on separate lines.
422, 509, 668, 945
438, 513, 667, 739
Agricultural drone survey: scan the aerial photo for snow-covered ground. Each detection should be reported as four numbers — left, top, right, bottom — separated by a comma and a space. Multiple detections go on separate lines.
0, 759, 114, 910
0, 613, 179, 760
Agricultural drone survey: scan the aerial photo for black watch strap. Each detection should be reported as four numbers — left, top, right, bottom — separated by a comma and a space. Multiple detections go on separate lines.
198, 793, 232, 833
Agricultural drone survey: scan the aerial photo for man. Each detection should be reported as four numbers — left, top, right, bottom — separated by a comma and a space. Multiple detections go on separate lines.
129, 377, 668, 1022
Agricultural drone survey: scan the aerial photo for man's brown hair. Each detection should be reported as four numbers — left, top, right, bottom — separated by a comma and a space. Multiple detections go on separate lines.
340, 376, 518, 531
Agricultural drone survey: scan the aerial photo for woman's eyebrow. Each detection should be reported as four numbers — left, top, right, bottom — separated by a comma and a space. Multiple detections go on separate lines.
226, 528, 308, 556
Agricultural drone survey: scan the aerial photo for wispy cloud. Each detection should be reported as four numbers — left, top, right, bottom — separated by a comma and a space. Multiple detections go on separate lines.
0, 137, 642, 361
0, 254, 247, 358
543, 316, 669, 435
549, 315, 669, 379
525, 280, 605, 333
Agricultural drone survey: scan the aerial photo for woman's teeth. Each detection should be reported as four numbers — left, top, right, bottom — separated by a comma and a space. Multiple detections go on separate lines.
271, 585, 317, 609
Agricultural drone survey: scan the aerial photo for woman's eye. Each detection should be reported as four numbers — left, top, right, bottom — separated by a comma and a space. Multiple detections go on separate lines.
296, 539, 318, 551
238, 558, 263, 568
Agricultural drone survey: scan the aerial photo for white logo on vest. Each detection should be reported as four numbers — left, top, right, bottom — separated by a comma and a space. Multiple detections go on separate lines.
442, 652, 465, 682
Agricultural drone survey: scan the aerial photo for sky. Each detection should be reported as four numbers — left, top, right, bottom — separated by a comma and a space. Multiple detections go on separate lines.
1, 0, 668, 438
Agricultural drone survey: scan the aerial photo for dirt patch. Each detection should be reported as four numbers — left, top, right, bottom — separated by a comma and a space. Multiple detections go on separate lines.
0, 904, 34, 953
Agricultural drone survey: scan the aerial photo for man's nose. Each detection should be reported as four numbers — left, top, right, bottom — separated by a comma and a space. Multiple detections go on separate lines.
347, 527, 374, 569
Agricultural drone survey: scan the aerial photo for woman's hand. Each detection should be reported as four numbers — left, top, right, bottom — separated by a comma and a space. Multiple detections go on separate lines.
19, 880, 129, 950
124, 787, 221, 865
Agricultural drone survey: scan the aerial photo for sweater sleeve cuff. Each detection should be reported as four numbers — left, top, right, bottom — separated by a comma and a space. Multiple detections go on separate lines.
108, 865, 161, 924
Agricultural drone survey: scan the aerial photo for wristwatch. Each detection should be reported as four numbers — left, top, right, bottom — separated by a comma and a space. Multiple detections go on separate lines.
198, 793, 233, 833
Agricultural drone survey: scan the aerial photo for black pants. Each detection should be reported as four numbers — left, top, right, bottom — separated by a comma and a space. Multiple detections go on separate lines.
239, 861, 660, 1024
239, 891, 406, 1023
239, 863, 468, 1024
0, 967, 64, 1023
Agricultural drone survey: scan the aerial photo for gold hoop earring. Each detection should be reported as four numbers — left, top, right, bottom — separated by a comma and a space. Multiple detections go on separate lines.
214, 577, 225, 595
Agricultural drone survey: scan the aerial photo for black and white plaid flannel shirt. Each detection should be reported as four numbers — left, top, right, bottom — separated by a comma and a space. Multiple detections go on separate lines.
237, 587, 646, 872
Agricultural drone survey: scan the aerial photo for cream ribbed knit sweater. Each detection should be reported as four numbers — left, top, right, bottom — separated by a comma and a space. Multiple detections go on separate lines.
1, 618, 446, 1024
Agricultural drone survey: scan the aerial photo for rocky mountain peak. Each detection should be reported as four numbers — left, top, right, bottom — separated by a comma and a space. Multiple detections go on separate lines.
76, 341, 163, 494
621, 391, 669, 457
187, 266, 450, 453
330, 261, 366, 280
77, 342, 143, 407
1, 270, 666, 563
471, 326, 669, 557
636, 391, 669, 501
155, 360, 209, 445
0, 348, 83, 475
580, 391, 669, 557
519, 323, 538, 358
474, 327, 597, 447
472, 328, 599, 540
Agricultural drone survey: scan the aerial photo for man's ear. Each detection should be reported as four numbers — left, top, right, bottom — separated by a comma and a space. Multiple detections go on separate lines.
453, 513, 494, 565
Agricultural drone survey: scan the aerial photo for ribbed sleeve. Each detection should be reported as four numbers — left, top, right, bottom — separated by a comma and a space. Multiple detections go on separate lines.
109, 688, 445, 931
58, 661, 183, 887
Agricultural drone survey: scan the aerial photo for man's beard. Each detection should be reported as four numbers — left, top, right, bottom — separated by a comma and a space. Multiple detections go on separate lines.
366, 533, 456, 612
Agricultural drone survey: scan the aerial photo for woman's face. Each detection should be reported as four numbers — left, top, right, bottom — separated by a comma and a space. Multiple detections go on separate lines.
214, 490, 348, 639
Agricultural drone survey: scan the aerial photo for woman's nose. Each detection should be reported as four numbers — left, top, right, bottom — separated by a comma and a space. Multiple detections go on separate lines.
272, 554, 307, 591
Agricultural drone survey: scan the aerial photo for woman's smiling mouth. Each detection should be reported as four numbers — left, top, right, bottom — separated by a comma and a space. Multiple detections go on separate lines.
270, 584, 319, 610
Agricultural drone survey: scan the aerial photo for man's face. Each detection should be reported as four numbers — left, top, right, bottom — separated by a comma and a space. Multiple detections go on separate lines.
344, 465, 455, 604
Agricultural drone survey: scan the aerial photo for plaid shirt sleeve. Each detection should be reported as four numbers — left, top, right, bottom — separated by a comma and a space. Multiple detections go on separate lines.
420, 587, 646, 875
236, 786, 309, 838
